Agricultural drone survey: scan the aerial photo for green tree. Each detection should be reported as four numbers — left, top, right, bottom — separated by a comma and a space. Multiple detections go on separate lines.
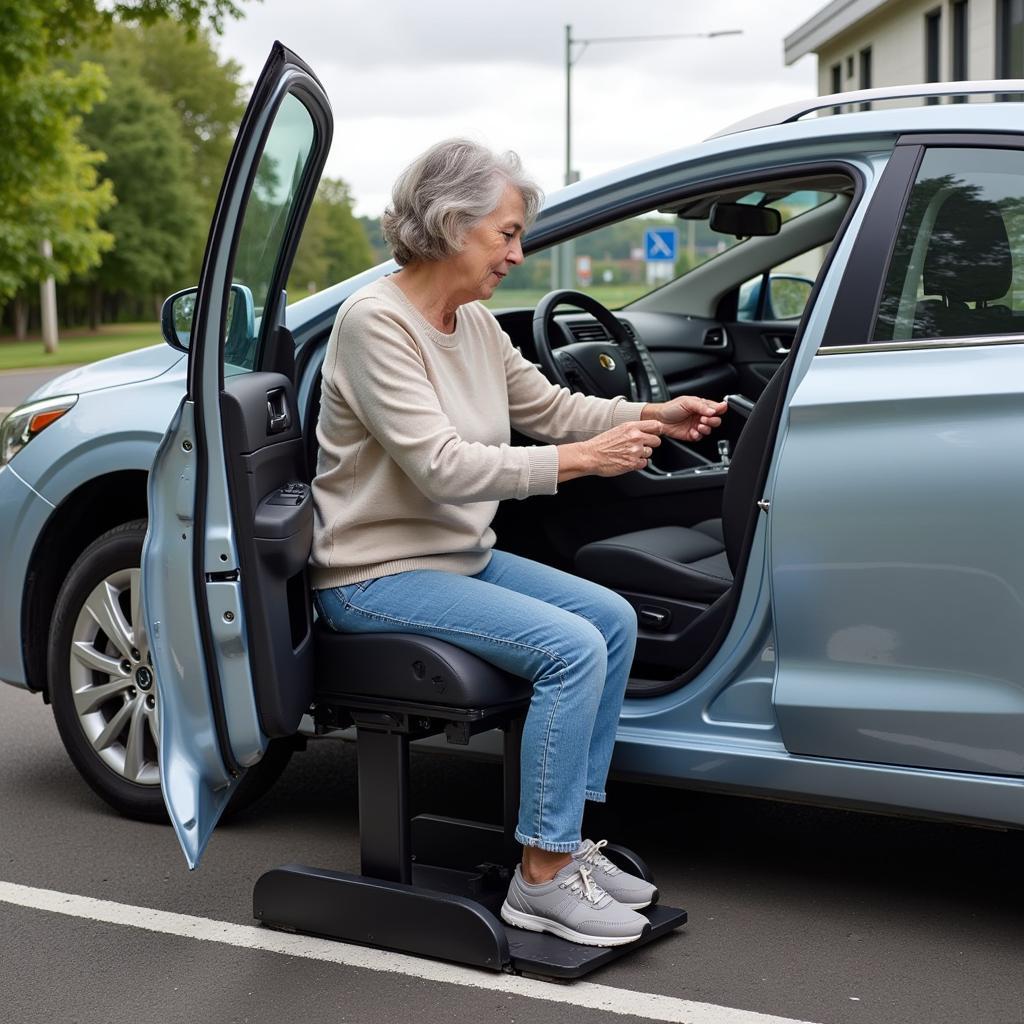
358, 215, 389, 263
0, 0, 249, 334
72, 21, 247, 288
289, 178, 374, 297
0, 5, 115, 316
78, 21, 245, 213
77, 67, 203, 321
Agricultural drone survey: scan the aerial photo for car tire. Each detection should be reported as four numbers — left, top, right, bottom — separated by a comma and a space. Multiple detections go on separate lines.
48, 519, 295, 823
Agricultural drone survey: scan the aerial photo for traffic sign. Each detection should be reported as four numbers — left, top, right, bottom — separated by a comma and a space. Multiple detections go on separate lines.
576, 254, 592, 286
644, 228, 678, 262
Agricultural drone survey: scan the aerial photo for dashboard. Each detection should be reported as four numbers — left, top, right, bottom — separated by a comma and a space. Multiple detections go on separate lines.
494, 307, 741, 405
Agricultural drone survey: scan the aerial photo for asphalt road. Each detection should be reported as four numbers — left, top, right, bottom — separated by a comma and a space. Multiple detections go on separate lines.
0, 366, 80, 415
2, 680, 1023, 1024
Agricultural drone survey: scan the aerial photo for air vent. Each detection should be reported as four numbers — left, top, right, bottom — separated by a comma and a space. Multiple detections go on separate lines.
618, 320, 637, 340
567, 321, 610, 343
702, 327, 726, 348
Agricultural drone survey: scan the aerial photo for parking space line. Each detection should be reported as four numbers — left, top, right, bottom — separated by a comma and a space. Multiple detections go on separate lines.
0, 880, 821, 1024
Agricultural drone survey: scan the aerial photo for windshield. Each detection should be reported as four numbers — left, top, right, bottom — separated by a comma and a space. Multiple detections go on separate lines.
485, 189, 836, 310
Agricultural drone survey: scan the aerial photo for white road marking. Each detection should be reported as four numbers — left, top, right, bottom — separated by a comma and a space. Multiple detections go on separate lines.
0, 880, 822, 1024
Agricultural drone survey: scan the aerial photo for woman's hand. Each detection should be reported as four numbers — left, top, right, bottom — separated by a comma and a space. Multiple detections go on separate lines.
642, 396, 728, 442
558, 421, 664, 482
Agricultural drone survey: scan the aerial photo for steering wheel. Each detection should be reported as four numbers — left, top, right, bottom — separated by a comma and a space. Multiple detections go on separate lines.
532, 290, 663, 404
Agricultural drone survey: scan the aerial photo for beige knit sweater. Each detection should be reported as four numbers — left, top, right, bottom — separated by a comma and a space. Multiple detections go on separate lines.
309, 275, 646, 588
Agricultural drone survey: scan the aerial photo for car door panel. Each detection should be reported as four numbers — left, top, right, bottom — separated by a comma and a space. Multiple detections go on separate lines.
770, 136, 1024, 778
771, 345, 1024, 775
221, 371, 314, 737
143, 42, 332, 868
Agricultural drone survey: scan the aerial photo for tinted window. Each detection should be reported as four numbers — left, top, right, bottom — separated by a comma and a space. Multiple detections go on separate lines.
872, 147, 1024, 342
224, 93, 316, 371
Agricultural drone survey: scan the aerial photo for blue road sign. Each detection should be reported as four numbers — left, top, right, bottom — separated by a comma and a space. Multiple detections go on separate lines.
644, 228, 678, 262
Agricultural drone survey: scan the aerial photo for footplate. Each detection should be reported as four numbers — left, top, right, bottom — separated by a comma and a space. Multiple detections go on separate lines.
254, 862, 686, 979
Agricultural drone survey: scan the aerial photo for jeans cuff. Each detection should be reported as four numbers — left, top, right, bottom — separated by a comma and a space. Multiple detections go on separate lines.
585, 789, 607, 804
515, 829, 581, 854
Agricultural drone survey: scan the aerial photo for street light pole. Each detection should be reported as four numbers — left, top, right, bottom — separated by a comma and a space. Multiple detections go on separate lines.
564, 24, 742, 186
556, 24, 743, 287
565, 24, 573, 189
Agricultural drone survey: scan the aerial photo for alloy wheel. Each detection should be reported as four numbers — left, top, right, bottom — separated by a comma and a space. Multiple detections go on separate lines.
68, 567, 159, 786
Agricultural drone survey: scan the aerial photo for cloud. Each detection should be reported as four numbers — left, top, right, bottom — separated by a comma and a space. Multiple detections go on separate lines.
215, 0, 822, 213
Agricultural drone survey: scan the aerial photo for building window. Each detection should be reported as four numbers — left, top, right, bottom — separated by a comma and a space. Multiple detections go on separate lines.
952, 1, 968, 101
859, 47, 872, 110
998, 0, 1024, 75
926, 8, 942, 104
831, 62, 842, 114
846, 54, 854, 77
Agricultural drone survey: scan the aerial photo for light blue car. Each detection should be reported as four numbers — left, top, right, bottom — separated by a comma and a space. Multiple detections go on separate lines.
4, 46, 1024, 862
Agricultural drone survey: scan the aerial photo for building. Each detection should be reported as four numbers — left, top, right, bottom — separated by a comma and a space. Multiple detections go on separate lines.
785, 0, 1024, 98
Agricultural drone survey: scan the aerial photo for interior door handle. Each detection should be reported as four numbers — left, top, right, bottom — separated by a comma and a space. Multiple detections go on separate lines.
266, 389, 291, 434
762, 332, 792, 355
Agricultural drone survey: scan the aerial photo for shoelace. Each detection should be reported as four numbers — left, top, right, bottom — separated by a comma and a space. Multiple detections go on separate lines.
561, 864, 605, 904
578, 838, 620, 876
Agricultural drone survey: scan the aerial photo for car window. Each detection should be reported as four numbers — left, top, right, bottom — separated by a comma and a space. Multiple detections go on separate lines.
737, 245, 829, 322
873, 146, 1024, 342
223, 93, 316, 371
488, 190, 834, 311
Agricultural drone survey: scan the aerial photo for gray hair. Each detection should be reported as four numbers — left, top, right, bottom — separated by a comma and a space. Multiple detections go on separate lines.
381, 139, 542, 266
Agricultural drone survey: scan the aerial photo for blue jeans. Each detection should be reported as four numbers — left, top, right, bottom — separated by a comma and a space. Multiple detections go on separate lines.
314, 550, 638, 853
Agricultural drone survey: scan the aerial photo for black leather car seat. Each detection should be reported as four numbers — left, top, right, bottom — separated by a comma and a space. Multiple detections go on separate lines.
913, 192, 1012, 339
575, 519, 731, 602
575, 365, 787, 609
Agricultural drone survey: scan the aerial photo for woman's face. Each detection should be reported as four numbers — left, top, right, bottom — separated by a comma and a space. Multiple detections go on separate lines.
449, 185, 526, 302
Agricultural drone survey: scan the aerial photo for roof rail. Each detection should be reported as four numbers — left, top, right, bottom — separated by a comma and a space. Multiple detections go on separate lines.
708, 80, 1024, 140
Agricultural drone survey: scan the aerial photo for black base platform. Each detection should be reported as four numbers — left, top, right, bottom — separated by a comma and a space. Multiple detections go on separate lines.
269, 657, 688, 981
254, 862, 687, 979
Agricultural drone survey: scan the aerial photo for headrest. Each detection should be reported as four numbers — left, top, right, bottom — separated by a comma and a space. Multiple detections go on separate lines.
923, 193, 1012, 303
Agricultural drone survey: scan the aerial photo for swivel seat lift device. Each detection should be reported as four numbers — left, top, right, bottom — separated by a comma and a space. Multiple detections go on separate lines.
254, 626, 687, 979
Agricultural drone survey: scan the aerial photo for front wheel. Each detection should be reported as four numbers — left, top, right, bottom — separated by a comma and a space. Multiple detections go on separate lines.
48, 519, 294, 822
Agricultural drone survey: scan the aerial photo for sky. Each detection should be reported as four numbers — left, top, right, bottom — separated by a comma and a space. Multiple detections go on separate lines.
214, 1, 826, 217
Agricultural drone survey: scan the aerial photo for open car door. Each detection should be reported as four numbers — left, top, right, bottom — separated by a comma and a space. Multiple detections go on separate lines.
142, 43, 332, 868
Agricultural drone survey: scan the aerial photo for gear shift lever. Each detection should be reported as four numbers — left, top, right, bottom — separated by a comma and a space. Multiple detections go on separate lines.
717, 439, 731, 466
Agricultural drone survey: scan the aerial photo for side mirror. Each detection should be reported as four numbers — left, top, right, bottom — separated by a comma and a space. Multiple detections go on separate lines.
160, 284, 257, 357
161, 287, 197, 352
767, 275, 815, 320
709, 202, 781, 238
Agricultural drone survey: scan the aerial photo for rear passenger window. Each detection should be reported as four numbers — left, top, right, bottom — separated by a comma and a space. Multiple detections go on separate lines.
873, 147, 1024, 342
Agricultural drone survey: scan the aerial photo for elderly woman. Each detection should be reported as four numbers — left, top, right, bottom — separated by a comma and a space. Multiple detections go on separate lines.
311, 139, 725, 948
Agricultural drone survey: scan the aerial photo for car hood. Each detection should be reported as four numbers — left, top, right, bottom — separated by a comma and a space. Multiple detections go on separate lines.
26, 344, 185, 403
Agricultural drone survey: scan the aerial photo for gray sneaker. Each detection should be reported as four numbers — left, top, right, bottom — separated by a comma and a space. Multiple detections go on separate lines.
572, 839, 658, 910
500, 861, 649, 947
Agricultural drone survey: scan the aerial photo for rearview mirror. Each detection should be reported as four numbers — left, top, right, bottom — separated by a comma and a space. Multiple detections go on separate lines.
160, 283, 257, 355
709, 202, 781, 238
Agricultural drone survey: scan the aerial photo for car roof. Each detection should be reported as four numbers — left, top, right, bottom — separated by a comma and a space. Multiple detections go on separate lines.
546, 95, 1024, 216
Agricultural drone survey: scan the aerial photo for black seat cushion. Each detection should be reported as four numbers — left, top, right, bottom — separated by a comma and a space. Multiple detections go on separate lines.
574, 521, 732, 603
313, 623, 533, 708
692, 517, 724, 544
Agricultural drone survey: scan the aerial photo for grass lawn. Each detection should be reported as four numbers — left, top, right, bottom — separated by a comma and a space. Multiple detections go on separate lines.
482, 284, 648, 311
0, 323, 163, 371
0, 285, 645, 373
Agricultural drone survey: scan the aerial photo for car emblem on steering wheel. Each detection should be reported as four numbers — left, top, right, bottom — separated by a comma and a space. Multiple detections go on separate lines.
598, 352, 616, 371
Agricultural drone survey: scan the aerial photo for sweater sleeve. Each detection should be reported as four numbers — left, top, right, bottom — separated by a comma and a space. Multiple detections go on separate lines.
501, 331, 648, 443
328, 301, 559, 505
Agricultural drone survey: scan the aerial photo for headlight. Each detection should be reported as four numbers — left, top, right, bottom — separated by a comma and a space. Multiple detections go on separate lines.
0, 395, 78, 466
